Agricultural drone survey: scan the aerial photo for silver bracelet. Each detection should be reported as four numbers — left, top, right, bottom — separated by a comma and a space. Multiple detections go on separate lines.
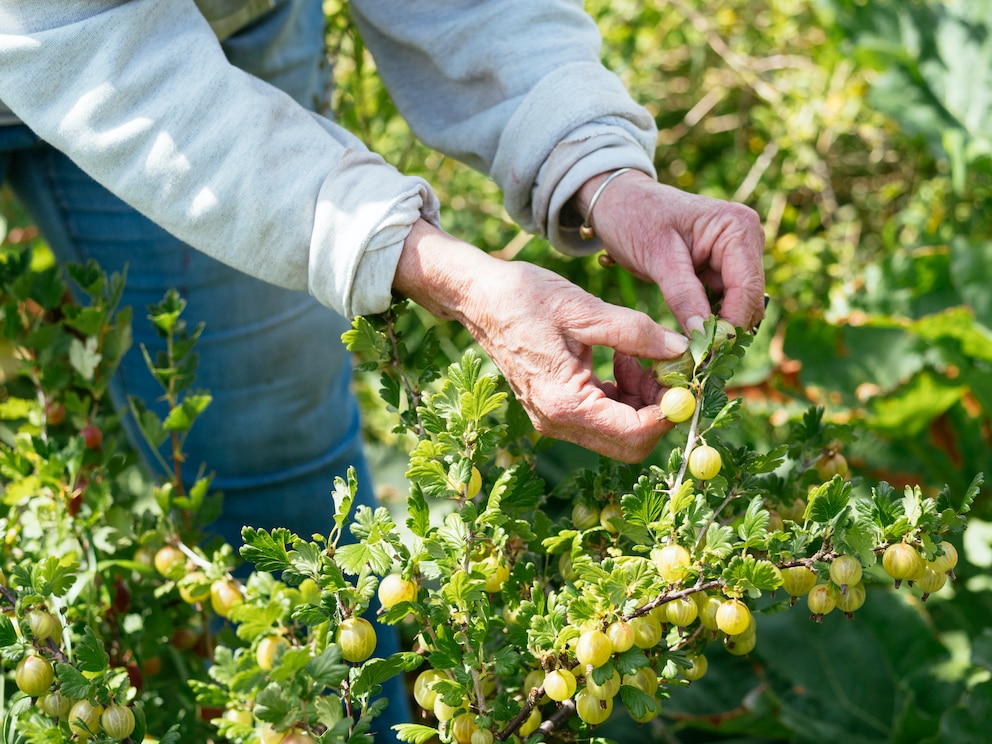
579, 167, 633, 241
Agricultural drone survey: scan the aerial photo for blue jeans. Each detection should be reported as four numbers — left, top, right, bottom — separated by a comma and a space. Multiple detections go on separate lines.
0, 1, 407, 741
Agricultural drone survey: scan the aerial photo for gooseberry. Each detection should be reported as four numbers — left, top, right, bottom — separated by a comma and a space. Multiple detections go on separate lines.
688, 444, 722, 480
660, 387, 696, 423
336, 616, 377, 663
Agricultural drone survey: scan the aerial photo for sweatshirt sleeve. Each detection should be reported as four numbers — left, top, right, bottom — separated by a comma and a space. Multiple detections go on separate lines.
0, 0, 440, 318
349, 0, 659, 255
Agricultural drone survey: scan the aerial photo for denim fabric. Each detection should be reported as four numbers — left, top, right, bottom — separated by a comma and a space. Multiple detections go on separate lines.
0, 1, 408, 740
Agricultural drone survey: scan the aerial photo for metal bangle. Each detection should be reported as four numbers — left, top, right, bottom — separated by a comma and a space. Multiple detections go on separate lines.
579, 167, 633, 241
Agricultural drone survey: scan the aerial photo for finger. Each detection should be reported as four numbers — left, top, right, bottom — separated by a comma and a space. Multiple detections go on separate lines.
531, 388, 672, 463
640, 240, 713, 336
614, 352, 662, 407
707, 209, 766, 330
569, 300, 690, 361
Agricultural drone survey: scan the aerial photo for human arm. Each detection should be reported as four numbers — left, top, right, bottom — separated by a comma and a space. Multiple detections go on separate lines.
0, 0, 436, 318
394, 220, 690, 462
351, 0, 767, 333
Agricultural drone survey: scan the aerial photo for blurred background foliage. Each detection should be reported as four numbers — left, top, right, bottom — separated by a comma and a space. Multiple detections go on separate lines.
1, 0, 990, 741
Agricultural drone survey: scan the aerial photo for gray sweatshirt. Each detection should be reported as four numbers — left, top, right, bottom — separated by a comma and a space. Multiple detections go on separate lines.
0, 0, 657, 318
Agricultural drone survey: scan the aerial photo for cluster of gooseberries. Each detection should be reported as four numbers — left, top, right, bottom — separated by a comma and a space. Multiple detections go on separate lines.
10, 609, 137, 741
778, 540, 958, 622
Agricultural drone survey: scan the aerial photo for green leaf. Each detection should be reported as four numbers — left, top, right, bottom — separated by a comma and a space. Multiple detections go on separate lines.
162, 393, 212, 432
0, 615, 17, 647
75, 626, 110, 674
805, 477, 852, 524
621, 477, 666, 527
441, 569, 486, 607
392, 723, 440, 744
738, 495, 770, 548
55, 664, 95, 700
307, 645, 348, 689
619, 683, 661, 720
341, 316, 387, 359
240, 527, 296, 573
352, 653, 421, 697
406, 485, 430, 538
68, 336, 101, 381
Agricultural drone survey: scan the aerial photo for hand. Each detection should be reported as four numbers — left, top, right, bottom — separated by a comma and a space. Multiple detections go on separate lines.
575, 170, 767, 335
393, 220, 691, 462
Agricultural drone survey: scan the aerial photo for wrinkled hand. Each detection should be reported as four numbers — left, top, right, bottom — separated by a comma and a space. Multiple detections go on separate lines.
577, 170, 766, 335
393, 220, 691, 462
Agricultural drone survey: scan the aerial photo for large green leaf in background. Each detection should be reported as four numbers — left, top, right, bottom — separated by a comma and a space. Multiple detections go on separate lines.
823, 0, 992, 188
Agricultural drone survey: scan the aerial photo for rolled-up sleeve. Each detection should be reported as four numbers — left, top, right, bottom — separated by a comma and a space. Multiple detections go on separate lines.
350, 0, 658, 254
0, 0, 440, 318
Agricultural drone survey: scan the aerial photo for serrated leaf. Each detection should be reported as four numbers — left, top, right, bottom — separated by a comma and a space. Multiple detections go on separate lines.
805, 477, 852, 523
75, 626, 110, 673
55, 663, 94, 700
239, 527, 295, 574
619, 684, 661, 719
738, 495, 770, 548
352, 653, 422, 697
0, 615, 17, 646
392, 723, 440, 744
406, 486, 430, 538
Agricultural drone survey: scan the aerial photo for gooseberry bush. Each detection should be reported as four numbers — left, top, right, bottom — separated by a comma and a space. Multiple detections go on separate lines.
0, 256, 983, 744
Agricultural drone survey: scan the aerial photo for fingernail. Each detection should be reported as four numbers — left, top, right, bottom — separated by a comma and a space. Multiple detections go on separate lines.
686, 315, 705, 335
667, 334, 689, 355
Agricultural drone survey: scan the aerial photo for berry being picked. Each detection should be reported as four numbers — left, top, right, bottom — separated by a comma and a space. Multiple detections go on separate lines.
543, 668, 577, 701
576, 629, 613, 669
688, 444, 722, 481
660, 387, 696, 423
882, 542, 924, 588
713, 319, 738, 350
829, 555, 863, 594
377, 573, 417, 609
16, 654, 54, 697
575, 688, 613, 725
336, 616, 377, 663
715, 598, 751, 636
652, 350, 695, 382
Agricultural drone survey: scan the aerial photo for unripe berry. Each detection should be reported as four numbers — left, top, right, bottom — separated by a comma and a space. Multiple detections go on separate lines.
666, 597, 698, 628
682, 654, 708, 681
829, 555, 863, 594
38, 690, 73, 719
451, 712, 477, 744
543, 668, 577, 701
652, 543, 692, 583
629, 615, 662, 649
724, 629, 757, 656
599, 503, 623, 533
688, 444, 722, 481
781, 566, 818, 601
660, 387, 696, 423
413, 669, 445, 710
652, 351, 694, 382
575, 688, 613, 725
917, 568, 947, 601
814, 450, 849, 481
575, 629, 613, 669
585, 668, 621, 700
101, 703, 136, 740
605, 621, 635, 653
571, 502, 601, 530
16, 654, 54, 697
807, 584, 836, 621
928, 541, 958, 575
697, 594, 722, 631
836, 581, 866, 616
715, 599, 751, 636
68, 699, 103, 740
882, 543, 924, 588
713, 319, 737, 349
336, 616, 377, 663
622, 667, 658, 697
377, 573, 417, 609
471, 730, 495, 744
27, 609, 61, 641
